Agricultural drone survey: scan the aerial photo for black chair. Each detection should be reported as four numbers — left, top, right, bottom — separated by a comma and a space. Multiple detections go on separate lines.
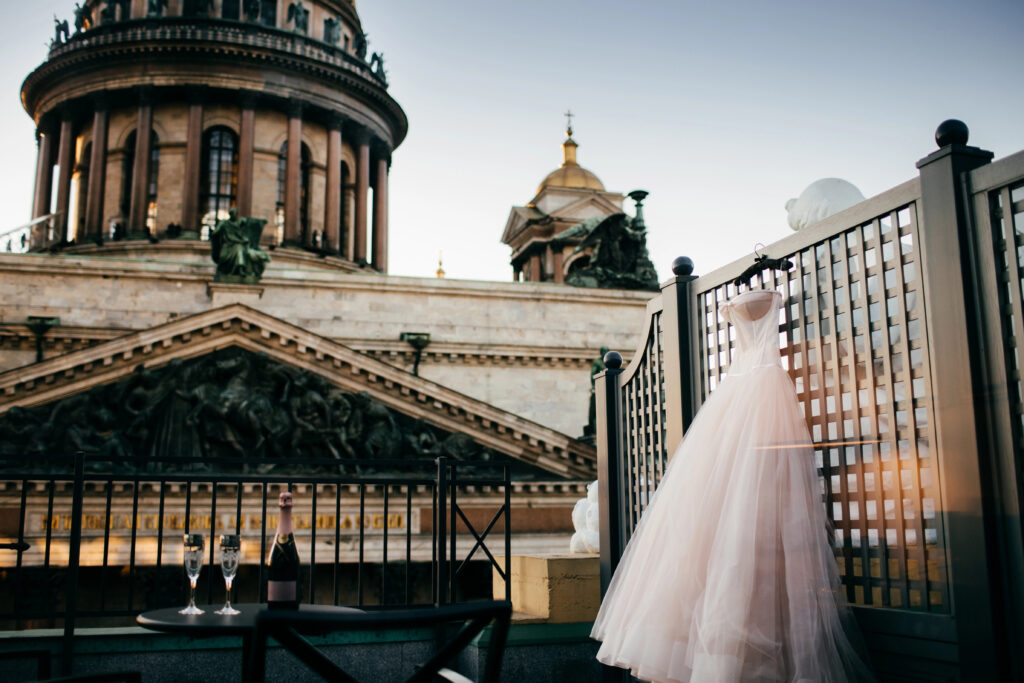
249, 600, 512, 683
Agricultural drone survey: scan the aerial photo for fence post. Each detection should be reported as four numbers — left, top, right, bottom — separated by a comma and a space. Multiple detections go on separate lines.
435, 457, 448, 606
915, 120, 999, 678
659, 256, 699, 456
596, 352, 623, 595
61, 451, 85, 676
503, 464, 511, 604
595, 352, 626, 683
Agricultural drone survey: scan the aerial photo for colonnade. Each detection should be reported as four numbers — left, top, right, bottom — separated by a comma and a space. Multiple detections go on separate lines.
31, 90, 391, 272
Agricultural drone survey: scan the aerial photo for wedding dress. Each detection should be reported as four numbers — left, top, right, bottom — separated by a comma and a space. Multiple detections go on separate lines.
592, 289, 873, 682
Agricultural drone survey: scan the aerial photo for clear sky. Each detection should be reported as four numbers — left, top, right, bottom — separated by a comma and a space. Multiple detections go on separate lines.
2, 0, 1022, 283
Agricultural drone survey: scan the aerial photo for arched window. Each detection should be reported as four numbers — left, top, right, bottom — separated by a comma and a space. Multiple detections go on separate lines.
275, 140, 311, 245
120, 130, 160, 237
200, 126, 238, 239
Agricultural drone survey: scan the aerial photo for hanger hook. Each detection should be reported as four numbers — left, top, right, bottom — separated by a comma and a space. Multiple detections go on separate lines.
753, 242, 766, 259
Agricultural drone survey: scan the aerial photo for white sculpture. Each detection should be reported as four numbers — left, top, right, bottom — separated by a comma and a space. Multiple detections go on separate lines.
569, 480, 600, 553
785, 178, 865, 232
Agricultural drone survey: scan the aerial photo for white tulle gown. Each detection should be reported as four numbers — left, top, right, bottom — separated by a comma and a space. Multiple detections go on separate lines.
592, 289, 873, 683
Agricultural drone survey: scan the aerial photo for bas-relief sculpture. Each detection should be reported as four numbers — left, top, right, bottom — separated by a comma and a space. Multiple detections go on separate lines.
210, 208, 270, 283
0, 348, 551, 478
562, 213, 659, 291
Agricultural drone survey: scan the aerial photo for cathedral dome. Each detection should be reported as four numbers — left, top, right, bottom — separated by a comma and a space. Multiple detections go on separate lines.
20, 0, 405, 272
536, 128, 605, 194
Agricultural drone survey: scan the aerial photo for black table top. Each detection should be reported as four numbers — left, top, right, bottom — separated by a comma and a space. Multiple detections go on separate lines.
137, 603, 364, 636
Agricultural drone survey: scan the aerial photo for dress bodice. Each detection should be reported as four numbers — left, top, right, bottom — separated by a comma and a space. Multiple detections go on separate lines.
721, 289, 783, 374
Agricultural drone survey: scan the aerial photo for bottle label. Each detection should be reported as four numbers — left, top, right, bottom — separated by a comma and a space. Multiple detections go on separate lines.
267, 580, 297, 601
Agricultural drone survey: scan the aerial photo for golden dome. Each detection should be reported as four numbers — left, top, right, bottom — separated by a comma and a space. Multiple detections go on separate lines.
536, 126, 605, 193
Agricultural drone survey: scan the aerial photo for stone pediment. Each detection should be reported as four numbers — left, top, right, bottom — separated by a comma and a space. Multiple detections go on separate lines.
544, 194, 623, 222
0, 304, 595, 479
501, 206, 549, 246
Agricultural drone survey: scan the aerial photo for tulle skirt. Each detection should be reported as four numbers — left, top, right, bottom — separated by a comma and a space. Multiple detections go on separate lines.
591, 366, 873, 683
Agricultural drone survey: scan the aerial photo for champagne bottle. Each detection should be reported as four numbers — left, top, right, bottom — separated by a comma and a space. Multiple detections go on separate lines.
267, 490, 300, 610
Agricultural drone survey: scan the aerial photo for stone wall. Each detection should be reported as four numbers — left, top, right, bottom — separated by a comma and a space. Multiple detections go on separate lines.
0, 252, 650, 437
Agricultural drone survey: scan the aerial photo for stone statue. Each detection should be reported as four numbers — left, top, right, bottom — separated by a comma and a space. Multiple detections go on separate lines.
287, 1, 309, 33
73, 3, 91, 33
147, 0, 168, 17
564, 213, 659, 291
53, 16, 71, 45
582, 346, 610, 442
182, 0, 213, 16
353, 32, 368, 60
369, 52, 387, 83
323, 17, 342, 45
210, 208, 270, 283
243, 0, 261, 20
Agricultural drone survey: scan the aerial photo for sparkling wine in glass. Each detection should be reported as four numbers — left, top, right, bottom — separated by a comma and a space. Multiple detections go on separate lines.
179, 533, 205, 615
215, 534, 241, 616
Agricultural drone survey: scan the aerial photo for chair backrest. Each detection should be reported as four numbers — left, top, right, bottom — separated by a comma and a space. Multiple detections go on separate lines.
249, 600, 513, 683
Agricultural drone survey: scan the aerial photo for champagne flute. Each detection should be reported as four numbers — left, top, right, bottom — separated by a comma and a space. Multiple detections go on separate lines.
215, 534, 241, 615
179, 533, 205, 615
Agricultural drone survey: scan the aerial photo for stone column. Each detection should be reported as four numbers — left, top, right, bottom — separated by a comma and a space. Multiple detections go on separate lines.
128, 91, 153, 235
344, 184, 356, 258
237, 94, 256, 216
324, 116, 343, 253
84, 100, 109, 240
552, 247, 564, 283
371, 152, 389, 272
32, 127, 54, 219
529, 253, 541, 282
181, 92, 203, 232
54, 115, 75, 243
284, 102, 303, 245
353, 130, 370, 263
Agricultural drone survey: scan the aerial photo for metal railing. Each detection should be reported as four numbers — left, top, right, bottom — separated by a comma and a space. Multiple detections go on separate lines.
596, 125, 1024, 681
45, 16, 386, 87
0, 451, 511, 671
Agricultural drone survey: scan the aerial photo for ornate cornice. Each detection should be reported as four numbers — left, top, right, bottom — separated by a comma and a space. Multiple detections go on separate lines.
22, 18, 407, 146
0, 304, 597, 479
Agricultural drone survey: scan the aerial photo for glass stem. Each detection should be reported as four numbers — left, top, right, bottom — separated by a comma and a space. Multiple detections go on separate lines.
189, 579, 197, 609
225, 580, 232, 609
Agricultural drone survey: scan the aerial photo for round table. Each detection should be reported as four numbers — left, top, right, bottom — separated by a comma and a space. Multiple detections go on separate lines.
137, 603, 364, 678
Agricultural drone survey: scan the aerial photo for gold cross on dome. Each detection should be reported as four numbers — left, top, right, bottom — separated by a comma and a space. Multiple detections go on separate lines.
564, 109, 574, 136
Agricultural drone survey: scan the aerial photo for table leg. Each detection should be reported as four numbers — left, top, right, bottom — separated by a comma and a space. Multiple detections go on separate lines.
241, 632, 254, 682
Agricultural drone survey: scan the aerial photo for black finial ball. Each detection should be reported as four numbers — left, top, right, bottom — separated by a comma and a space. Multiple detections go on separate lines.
671, 256, 694, 277
603, 350, 623, 369
935, 119, 969, 148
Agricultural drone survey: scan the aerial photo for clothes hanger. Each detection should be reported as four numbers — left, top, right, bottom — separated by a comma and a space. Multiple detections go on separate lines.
732, 243, 793, 290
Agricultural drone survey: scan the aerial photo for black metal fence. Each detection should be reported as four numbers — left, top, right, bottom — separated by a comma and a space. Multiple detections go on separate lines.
596, 123, 1024, 682
0, 452, 511, 671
